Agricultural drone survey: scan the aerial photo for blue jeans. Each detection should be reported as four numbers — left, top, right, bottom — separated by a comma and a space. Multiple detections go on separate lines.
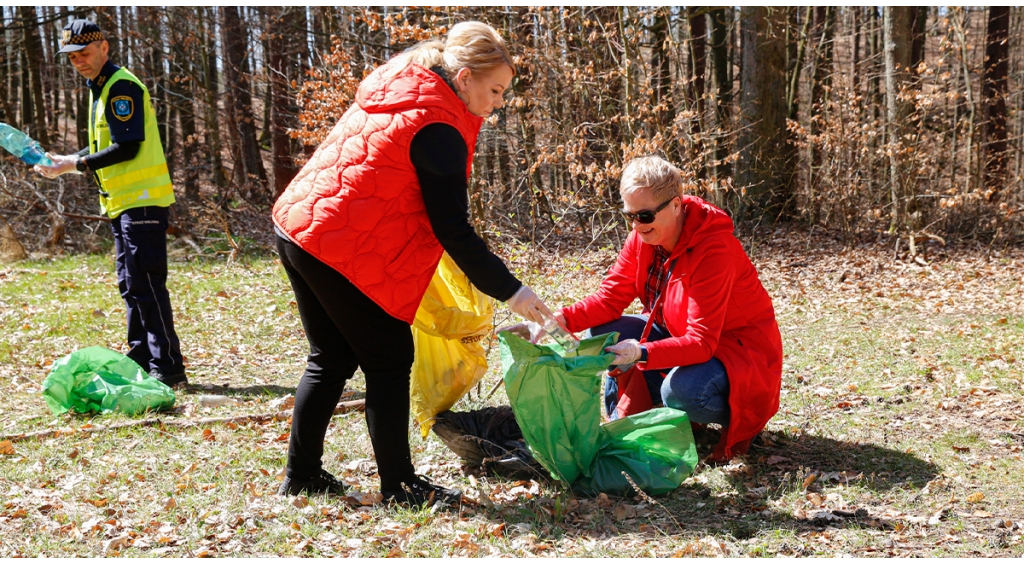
587, 315, 730, 425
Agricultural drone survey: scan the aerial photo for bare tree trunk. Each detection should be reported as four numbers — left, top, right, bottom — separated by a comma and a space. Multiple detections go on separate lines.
786, 7, 812, 122
910, 6, 928, 74
649, 7, 673, 146
982, 6, 1010, 198
139, 8, 169, 159
686, 7, 707, 178
709, 7, 733, 186
41, 6, 56, 131
807, 6, 835, 223
0, 12, 12, 126
18, 6, 50, 146
168, 6, 200, 200
852, 7, 860, 91
199, 7, 227, 188
883, 6, 914, 233
220, 6, 268, 199
738, 7, 794, 218
267, 6, 302, 197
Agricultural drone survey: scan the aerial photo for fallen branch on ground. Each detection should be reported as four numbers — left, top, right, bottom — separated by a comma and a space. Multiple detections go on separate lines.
1, 399, 365, 443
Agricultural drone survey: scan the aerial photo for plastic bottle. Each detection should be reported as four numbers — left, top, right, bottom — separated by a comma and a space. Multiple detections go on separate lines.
542, 314, 579, 353
0, 122, 53, 167
197, 394, 236, 408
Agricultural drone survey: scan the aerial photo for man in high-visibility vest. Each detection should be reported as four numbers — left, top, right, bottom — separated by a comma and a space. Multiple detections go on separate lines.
36, 19, 187, 388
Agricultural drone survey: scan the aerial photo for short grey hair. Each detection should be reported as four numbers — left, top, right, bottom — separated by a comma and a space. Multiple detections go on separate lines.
619, 156, 683, 202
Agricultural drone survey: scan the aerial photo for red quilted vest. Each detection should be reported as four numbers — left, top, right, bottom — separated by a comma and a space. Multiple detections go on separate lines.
273, 61, 483, 323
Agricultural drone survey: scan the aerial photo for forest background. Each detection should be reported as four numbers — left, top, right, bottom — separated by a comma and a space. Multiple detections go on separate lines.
0, 6, 1022, 253
0, 7, 1023, 557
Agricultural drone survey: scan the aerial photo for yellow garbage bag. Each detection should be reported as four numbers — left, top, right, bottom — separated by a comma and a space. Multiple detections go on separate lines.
410, 253, 493, 436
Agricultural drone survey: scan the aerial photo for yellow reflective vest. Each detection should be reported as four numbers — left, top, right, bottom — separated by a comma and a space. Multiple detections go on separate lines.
88, 67, 175, 218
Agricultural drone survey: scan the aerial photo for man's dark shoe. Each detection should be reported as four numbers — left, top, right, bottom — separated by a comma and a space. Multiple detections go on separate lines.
149, 368, 188, 389
278, 469, 348, 496
382, 476, 462, 508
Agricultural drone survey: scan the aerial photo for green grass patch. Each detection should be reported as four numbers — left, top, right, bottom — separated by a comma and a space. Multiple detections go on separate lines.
1, 241, 1022, 556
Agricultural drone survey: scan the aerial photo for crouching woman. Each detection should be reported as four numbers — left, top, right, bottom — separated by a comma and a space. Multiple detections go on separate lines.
559, 156, 783, 463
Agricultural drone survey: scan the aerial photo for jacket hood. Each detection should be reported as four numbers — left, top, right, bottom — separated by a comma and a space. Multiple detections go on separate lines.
355, 61, 481, 127
671, 195, 735, 257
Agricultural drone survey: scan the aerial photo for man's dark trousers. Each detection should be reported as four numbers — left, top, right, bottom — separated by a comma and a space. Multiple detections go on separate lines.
110, 205, 184, 375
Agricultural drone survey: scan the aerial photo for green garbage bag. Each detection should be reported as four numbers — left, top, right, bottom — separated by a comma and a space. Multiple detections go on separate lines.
501, 331, 699, 496
41, 346, 176, 416
573, 408, 699, 496
500, 331, 618, 483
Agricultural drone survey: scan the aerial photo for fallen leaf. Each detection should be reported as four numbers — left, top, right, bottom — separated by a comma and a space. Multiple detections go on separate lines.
972, 510, 993, 518
104, 535, 131, 554
766, 455, 789, 465
292, 495, 309, 509
92, 309, 106, 318
0, 440, 15, 455
163, 497, 177, 511
201, 429, 216, 442
966, 492, 985, 504
802, 473, 818, 489
638, 523, 658, 537
613, 505, 627, 521
952, 445, 970, 453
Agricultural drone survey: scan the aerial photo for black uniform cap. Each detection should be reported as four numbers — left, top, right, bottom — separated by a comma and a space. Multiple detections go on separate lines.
59, 19, 105, 53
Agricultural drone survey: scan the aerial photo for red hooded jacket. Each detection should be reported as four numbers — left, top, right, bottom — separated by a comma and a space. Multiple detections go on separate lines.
561, 195, 783, 457
272, 61, 483, 323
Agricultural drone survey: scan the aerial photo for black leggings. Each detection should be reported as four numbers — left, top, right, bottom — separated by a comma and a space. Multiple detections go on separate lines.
275, 231, 416, 490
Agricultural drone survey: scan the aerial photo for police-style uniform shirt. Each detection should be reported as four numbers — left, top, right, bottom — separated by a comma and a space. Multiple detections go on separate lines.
77, 60, 145, 170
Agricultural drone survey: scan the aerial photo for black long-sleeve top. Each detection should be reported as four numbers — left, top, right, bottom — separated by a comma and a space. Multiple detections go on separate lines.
411, 68, 521, 302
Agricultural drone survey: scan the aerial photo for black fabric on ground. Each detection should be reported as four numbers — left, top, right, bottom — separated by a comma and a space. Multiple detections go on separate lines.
432, 407, 547, 479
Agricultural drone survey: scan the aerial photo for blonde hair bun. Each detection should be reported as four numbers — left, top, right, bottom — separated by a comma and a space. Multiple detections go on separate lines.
392, 21, 515, 78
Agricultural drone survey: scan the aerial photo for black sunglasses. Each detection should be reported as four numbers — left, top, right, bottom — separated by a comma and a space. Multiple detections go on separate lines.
621, 197, 676, 224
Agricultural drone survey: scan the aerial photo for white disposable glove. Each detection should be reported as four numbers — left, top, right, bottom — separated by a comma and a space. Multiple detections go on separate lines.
605, 338, 643, 366
33, 153, 81, 179
506, 285, 554, 325
496, 321, 546, 344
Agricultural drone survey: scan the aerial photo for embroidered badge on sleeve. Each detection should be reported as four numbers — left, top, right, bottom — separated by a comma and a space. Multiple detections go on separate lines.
111, 96, 134, 122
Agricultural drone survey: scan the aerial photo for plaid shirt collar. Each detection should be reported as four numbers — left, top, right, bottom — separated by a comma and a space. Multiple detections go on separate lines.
644, 245, 673, 329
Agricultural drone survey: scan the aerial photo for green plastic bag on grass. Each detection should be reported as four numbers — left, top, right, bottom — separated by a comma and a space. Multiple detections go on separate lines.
501, 331, 699, 496
500, 331, 618, 483
41, 346, 176, 416
573, 408, 699, 496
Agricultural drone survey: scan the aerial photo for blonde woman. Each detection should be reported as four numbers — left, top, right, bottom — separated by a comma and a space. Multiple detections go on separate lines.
272, 22, 553, 506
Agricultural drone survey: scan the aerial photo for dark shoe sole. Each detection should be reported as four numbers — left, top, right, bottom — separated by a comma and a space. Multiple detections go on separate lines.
278, 478, 348, 497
